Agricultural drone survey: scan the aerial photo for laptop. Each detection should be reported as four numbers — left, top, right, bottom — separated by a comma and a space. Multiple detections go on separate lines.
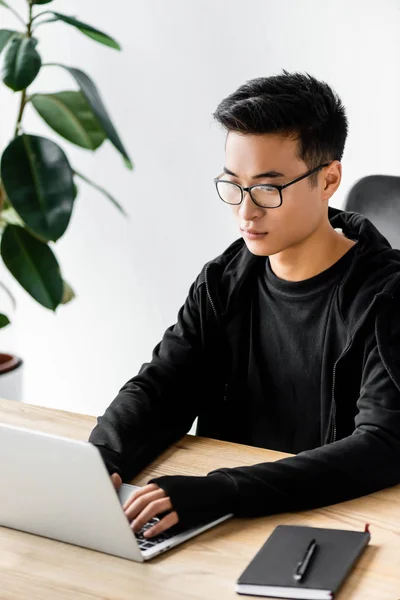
0, 423, 232, 561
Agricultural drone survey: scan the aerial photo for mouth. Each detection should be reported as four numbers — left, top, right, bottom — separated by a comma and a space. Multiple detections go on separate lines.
241, 228, 268, 239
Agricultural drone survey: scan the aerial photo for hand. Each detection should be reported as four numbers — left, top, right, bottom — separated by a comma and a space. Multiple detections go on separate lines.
111, 472, 122, 491
122, 483, 179, 538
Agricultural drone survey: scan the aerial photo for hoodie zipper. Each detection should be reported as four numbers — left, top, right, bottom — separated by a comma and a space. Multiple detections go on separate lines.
329, 292, 385, 443
204, 264, 218, 320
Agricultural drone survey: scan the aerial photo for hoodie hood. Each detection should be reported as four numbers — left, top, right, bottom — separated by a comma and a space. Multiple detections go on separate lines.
329, 208, 400, 329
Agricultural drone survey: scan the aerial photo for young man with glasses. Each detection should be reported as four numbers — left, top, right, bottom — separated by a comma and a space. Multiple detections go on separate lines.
89, 71, 400, 539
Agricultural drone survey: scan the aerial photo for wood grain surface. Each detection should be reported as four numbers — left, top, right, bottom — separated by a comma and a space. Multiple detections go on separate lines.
1, 397, 399, 600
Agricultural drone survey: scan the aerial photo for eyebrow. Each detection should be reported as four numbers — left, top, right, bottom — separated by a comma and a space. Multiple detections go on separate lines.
223, 166, 285, 179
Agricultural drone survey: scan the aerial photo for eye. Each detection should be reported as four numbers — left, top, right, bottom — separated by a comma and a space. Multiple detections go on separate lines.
255, 185, 277, 194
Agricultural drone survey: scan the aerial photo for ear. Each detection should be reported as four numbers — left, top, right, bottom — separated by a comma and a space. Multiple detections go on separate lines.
322, 161, 342, 200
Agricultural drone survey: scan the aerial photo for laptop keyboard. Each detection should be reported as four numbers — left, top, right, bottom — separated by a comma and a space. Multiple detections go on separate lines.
134, 516, 175, 551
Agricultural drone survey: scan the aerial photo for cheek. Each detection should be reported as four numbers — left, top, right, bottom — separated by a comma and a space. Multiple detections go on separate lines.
277, 192, 321, 229
231, 206, 244, 224
263, 196, 322, 249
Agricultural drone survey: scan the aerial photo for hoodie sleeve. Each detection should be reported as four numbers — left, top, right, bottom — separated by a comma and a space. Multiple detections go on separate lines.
88, 272, 221, 482
150, 308, 400, 524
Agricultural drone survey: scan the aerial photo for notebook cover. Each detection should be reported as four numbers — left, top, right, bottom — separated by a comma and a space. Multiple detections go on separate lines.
237, 525, 370, 595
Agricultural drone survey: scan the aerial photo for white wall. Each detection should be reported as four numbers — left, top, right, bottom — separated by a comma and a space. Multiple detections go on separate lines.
1, 0, 400, 418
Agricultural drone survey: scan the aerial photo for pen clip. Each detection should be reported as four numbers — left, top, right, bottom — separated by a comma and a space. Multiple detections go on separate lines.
293, 539, 317, 582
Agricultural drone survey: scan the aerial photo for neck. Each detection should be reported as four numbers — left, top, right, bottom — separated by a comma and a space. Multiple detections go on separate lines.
269, 222, 356, 282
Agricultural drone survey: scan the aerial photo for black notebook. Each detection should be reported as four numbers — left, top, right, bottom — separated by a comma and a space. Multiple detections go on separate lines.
236, 524, 370, 599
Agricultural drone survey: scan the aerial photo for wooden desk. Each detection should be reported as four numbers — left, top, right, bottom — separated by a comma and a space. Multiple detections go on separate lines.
0, 397, 399, 600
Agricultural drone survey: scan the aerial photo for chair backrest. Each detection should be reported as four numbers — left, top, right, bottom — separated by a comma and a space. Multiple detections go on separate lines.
344, 175, 400, 250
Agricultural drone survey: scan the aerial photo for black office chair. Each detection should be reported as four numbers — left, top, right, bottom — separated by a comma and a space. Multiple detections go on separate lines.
344, 175, 400, 250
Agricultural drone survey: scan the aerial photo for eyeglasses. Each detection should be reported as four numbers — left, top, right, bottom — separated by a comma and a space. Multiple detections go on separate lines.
214, 163, 330, 208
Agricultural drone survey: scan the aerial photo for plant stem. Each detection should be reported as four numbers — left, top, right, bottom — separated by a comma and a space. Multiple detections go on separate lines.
73, 169, 128, 217
32, 17, 59, 34
13, 1, 34, 138
14, 89, 27, 138
0, 282, 17, 311
30, 10, 51, 23
27, 0, 33, 36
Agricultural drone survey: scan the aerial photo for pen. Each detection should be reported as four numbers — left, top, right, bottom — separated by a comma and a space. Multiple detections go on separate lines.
293, 538, 317, 582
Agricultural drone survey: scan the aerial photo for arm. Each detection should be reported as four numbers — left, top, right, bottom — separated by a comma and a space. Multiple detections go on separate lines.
89, 272, 222, 482
151, 309, 400, 524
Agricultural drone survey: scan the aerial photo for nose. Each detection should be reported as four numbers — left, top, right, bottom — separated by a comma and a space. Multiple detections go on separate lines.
238, 190, 264, 220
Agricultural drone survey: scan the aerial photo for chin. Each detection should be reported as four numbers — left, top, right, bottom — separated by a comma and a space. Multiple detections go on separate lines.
243, 239, 272, 256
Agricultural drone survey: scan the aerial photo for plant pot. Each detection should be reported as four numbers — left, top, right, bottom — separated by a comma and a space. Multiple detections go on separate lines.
0, 353, 23, 402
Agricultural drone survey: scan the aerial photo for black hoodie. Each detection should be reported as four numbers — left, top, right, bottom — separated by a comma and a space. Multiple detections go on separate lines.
89, 207, 400, 527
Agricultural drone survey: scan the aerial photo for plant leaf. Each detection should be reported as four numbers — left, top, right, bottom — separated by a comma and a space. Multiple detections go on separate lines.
73, 169, 127, 216
1, 225, 63, 310
1, 134, 75, 242
72, 180, 78, 200
49, 12, 121, 50
0, 1, 10, 8
32, 0, 55, 4
1, 34, 41, 91
0, 313, 10, 328
50, 64, 133, 169
0, 30, 17, 55
61, 280, 75, 304
31, 91, 106, 150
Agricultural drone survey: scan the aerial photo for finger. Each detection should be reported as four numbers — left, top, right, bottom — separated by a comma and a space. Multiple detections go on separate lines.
122, 483, 159, 510
128, 493, 170, 528
111, 473, 122, 491
125, 489, 167, 523
131, 497, 173, 532
144, 511, 179, 538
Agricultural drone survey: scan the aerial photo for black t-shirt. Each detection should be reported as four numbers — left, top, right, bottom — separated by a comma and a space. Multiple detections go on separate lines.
247, 244, 358, 454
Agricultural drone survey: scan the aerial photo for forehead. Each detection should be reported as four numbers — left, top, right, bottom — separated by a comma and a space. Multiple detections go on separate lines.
225, 132, 303, 174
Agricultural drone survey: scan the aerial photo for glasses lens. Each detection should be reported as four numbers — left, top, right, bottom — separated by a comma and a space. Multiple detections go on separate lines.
216, 181, 242, 205
251, 185, 281, 208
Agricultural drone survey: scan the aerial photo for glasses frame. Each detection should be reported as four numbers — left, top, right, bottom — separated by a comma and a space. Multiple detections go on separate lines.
214, 162, 331, 208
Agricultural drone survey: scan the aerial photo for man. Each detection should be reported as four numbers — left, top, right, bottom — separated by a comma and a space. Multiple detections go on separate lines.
89, 70, 400, 540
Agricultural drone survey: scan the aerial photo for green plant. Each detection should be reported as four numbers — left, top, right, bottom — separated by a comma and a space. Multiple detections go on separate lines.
0, 0, 132, 329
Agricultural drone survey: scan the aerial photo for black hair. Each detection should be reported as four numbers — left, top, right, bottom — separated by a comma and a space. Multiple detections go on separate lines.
212, 70, 348, 187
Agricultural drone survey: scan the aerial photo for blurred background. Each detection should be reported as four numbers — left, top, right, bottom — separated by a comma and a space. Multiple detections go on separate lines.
1, 0, 400, 418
